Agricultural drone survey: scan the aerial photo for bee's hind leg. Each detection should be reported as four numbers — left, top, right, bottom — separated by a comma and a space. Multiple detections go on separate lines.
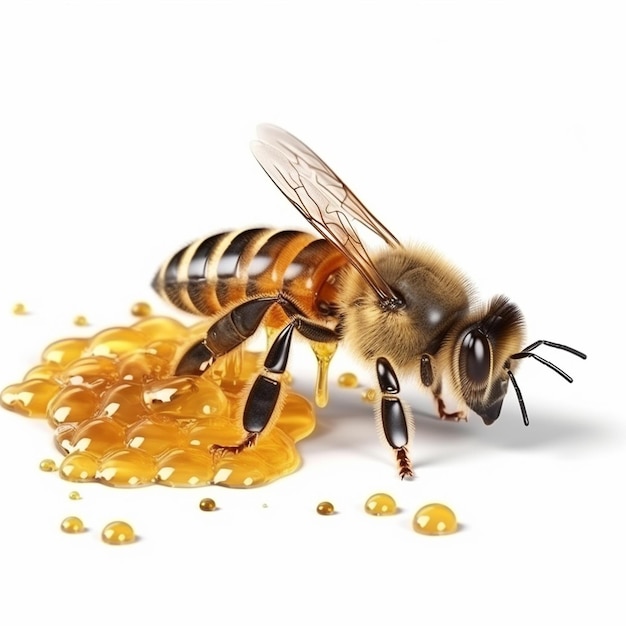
211, 323, 295, 456
376, 357, 413, 479
175, 297, 277, 376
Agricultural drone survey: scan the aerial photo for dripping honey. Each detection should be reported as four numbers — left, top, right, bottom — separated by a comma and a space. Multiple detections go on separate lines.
1, 316, 318, 488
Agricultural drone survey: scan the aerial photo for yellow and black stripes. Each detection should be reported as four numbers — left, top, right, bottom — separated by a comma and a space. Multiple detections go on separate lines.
152, 228, 346, 320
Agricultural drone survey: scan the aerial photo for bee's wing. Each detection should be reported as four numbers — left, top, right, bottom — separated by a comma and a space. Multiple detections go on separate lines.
251, 124, 401, 304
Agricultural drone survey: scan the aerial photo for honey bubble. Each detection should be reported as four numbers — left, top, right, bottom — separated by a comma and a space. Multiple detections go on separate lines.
39, 458, 58, 472
126, 419, 185, 456
12, 302, 27, 315
118, 352, 170, 382
338, 372, 359, 388
132, 316, 186, 341
59, 451, 99, 482
361, 388, 377, 403
1, 380, 61, 417
101, 521, 135, 545
156, 448, 214, 487
73, 315, 89, 327
24, 362, 63, 381
68, 418, 126, 455
412, 503, 458, 535
47, 385, 101, 426
60, 356, 119, 389
87, 327, 147, 358
99, 382, 150, 426
316, 501, 335, 516
364, 493, 397, 516
42, 338, 89, 366
199, 497, 217, 511
130, 301, 152, 317
60, 516, 85, 533
97, 448, 157, 487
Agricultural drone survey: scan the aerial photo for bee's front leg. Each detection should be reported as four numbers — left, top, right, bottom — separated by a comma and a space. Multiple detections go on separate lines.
376, 357, 413, 479
212, 323, 295, 456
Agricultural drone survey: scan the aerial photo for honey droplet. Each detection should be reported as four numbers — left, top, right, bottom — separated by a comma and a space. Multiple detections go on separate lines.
1, 379, 61, 417
60, 516, 85, 533
39, 458, 58, 472
73, 315, 89, 327
12, 302, 27, 315
361, 388, 377, 403
68, 491, 81, 500
199, 498, 217, 511
131, 301, 152, 317
338, 372, 359, 388
364, 493, 397, 516
412, 503, 458, 535
316, 501, 335, 516
310, 341, 337, 408
101, 521, 135, 545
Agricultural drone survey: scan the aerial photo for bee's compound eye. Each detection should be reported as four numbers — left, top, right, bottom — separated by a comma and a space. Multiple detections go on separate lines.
461, 330, 491, 384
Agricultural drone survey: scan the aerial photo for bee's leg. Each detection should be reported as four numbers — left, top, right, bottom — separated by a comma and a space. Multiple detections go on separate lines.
176, 298, 277, 375
211, 323, 295, 455
376, 357, 413, 479
420, 354, 467, 421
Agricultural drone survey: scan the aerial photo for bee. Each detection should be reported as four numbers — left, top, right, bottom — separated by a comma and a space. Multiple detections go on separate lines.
152, 124, 586, 478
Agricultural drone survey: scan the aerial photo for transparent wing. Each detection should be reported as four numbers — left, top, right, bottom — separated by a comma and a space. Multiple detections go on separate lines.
251, 124, 402, 304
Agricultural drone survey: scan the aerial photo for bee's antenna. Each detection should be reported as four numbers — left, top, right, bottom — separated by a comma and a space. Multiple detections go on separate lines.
506, 369, 528, 426
510, 340, 586, 383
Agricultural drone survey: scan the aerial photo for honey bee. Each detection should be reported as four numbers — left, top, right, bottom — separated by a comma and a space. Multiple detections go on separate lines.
152, 124, 586, 478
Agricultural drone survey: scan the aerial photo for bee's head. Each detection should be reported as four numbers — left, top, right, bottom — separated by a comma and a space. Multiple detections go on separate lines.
450, 296, 525, 425
448, 296, 586, 426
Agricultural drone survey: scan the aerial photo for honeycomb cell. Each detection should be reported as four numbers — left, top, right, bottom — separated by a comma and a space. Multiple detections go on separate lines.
156, 448, 215, 487
42, 338, 90, 366
99, 382, 150, 426
97, 448, 157, 487
47, 385, 101, 426
0, 379, 61, 417
87, 327, 147, 358
412, 503, 458, 535
59, 451, 99, 482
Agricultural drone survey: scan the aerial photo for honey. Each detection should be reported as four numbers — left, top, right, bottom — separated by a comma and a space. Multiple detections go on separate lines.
73, 315, 89, 327
130, 302, 152, 317
39, 458, 58, 472
101, 521, 135, 544
412, 503, 458, 535
316, 501, 335, 515
338, 372, 359, 388
199, 497, 217, 511
12, 302, 27, 315
364, 493, 397, 516
60, 516, 85, 533
361, 388, 377, 403
2, 316, 316, 488
68, 491, 82, 500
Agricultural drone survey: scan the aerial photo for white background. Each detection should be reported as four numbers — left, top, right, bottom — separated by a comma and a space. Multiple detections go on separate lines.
0, 1, 623, 624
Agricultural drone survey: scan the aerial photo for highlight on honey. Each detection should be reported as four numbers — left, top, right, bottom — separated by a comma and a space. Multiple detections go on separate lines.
1, 316, 317, 489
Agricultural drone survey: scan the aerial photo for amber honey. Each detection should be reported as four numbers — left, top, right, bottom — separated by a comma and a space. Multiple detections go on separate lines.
1, 316, 317, 488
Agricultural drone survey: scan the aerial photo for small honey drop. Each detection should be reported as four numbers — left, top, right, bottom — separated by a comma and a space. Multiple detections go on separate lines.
12, 302, 27, 315
101, 521, 136, 545
73, 315, 89, 327
364, 493, 397, 516
338, 372, 358, 388
316, 501, 335, 516
131, 301, 152, 317
361, 388, 377, 403
199, 497, 217, 511
39, 458, 58, 472
68, 491, 81, 500
412, 503, 458, 535
310, 341, 337, 408
60, 516, 85, 533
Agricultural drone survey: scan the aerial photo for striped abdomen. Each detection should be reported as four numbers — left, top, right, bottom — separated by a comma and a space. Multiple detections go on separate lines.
152, 228, 347, 321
